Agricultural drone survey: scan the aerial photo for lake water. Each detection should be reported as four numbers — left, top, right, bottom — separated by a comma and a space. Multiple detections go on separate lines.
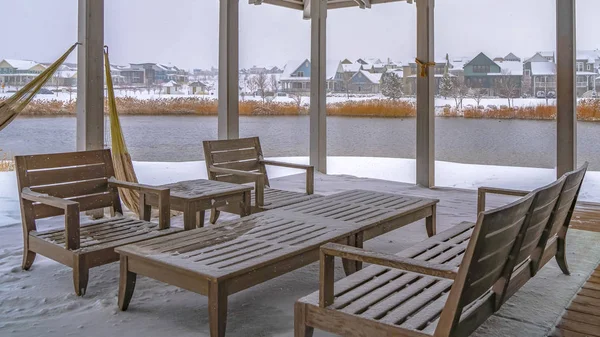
0, 115, 597, 170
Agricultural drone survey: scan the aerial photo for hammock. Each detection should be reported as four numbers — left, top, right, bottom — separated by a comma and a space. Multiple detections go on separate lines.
0, 42, 80, 132
103, 47, 141, 215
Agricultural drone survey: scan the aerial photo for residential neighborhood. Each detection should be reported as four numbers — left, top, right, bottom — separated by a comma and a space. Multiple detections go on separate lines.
2, 50, 600, 99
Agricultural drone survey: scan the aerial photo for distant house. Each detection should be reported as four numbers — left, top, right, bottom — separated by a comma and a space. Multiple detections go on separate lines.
347, 70, 382, 94
119, 64, 145, 85
161, 80, 180, 94
403, 58, 449, 95
0, 59, 46, 86
463, 52, 522, 96
188, 81, 208, 94
128, 63, 188, 85
280, 59, 343, 93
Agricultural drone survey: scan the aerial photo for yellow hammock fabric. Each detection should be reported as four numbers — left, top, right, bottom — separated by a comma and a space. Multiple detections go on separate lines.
103, 46, 141, 215
0, 42, 80, 132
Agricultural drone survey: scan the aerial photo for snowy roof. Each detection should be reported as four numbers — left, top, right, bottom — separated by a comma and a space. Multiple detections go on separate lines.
577, 50, 600, 63
525, 53, 549, 63
281, 59, 341, 80
342, 63, 362, 73
531, 62, 555, 76
449, 57, 472, 70
1, 59, 41, 70
162, 80, 179, 87
504, 52, 521, 61
356, 70, 382, 84
281, 59, 309, 80
496, 61, 523, 76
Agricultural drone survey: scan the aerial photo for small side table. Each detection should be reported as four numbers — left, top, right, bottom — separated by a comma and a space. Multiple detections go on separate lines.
144, 179, 253, 230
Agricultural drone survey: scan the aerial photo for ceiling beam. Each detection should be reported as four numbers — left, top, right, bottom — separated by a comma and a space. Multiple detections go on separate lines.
304, 0, 311, 19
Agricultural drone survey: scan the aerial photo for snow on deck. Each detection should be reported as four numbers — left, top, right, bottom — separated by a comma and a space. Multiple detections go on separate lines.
1, 158, 600, 336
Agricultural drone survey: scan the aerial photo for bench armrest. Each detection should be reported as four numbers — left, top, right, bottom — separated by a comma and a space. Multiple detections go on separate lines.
22, 188, 81, 250
477, 187, 530, 214
208, 167, 266, 207
108, 177, 171, 229
260, 160, 314, 195
318, 243, 458, 307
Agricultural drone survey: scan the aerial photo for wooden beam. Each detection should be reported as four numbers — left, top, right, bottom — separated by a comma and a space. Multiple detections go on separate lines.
416, 0, 435, 187
310, 0, 327, 173
218, 0, 240, 139
556, 0, 577, 177
76, 0, 104, 151
304, 0, 311, 20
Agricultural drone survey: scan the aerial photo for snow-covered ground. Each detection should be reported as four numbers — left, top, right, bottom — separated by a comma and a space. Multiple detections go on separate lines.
1, 157, 599, 337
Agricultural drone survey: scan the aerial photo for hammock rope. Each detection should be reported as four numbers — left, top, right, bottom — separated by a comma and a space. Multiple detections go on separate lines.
0, 42, 80, 132
104, 46, 141, 215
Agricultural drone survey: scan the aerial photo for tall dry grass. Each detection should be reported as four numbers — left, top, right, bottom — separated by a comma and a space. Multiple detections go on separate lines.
3, 97, 600, 121
327, 99, 416, 117
0, 150, 14, 172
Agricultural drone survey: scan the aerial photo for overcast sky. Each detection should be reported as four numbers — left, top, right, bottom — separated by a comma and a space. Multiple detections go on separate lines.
2, 0, 600, 69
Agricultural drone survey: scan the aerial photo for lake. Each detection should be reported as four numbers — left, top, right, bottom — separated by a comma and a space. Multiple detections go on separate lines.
0, 115, 597, 170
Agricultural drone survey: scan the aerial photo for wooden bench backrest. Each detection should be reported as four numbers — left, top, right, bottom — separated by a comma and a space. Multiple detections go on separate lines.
436, 192, 535, 335
514, 176, 565, 266
15, 149, 122, 220
545, 163, 587, 241
203, 137, 270, 186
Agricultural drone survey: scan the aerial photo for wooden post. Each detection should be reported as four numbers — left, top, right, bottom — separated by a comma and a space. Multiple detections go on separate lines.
218, 0, 240, 140
76, 0, 104, 151
310, 0, 327, 173
556, 0, 577, 177
416, 0, 435, 187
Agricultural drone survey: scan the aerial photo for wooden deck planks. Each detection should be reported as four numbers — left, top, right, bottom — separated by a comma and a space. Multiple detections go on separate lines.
551, 263, 600, 337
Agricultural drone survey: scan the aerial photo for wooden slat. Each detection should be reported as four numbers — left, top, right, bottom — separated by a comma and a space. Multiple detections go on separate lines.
206, 137, 257, 152
28, 163, 107, 186
34, 192, 114, 219
22, 149, 107, 170
215, 173, 256, 185
213, 160, 260, 172
30, 178, 109, 199
211, 148, 258, 164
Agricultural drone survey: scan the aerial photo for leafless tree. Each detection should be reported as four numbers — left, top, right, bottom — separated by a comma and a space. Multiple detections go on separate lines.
253, 73, 269, 102
470, 88, 485, 108
342, 72, 353, 99
269, 74, 279, 94
246, 75, 258, 97
451, 77, 469, 109
498, 69, 520, 108
289, 92, 305, 113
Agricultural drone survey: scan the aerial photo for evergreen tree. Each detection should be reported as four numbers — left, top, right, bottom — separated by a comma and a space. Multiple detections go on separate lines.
439, 53, 453, 98
381, 72, 403, 100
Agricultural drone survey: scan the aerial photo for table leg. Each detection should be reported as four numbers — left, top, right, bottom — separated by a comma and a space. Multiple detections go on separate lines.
241, 191, 251, 217
426, 204, 437, 237
197, 210, 206, 228
208, 282, 228, 337
342, 235, 357, 276
354, 232, 364, 271
183, 201, 195, 231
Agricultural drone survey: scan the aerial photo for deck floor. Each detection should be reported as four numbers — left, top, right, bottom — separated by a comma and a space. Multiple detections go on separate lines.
551, 203, 600, 337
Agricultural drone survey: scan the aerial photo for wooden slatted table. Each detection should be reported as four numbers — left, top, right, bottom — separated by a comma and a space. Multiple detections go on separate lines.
144, 179, 253, 230
115, 190, 438, 337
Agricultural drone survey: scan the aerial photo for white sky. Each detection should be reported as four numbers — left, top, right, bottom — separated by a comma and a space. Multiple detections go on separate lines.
1, 0, 600, 69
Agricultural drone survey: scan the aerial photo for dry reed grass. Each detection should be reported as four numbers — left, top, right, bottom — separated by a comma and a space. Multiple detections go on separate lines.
0, 150, 14, 172
327, 99, 416, 117
3, 97, 600, 121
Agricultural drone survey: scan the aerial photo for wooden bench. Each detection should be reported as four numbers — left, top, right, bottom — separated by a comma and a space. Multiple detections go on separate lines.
115, 190, 438, 337
295, 164, 587, 337
203, 137, 318, 222
15, 149, 182, 296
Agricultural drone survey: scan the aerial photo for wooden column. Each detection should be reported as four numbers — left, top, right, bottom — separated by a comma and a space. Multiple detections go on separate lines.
416, 0, 435, 187
218, 0, 240, 139
556, 0, 577, 177
310, 0, 327, 173
76, 0, 104, 151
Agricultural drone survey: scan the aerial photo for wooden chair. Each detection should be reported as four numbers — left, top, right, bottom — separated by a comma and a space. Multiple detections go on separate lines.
203, 137, 316, 222
295, 190, 536, 337
477, 162, 588, 278
15, 149, 181, 296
